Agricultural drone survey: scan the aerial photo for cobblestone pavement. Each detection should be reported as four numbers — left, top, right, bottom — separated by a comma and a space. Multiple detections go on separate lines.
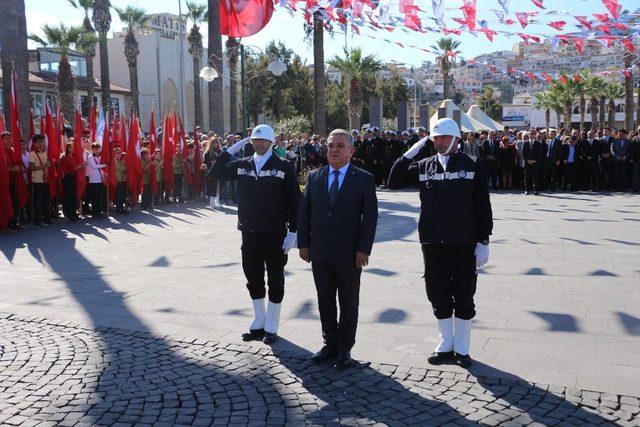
0, 313, 638, 426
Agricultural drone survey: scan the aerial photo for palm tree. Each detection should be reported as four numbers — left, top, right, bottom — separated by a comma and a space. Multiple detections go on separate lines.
430, 37, 461, 100
534, 92, 553, 132
328, 48, 382, 130
584, 74, 606, 131
207, 0, 224, 133
68, 0, 97, 103
312, 12, 326, 135
573, 72, 588, 132
604, 83, 624, 128
0, 0, 29, 138
550, 78, 575, 130
623, 53, 635, 130
226, 37, 240, 132
29, 24, 84, 124
545, 86, 564, 129
185, 2, 207, 129
92, 0, 112, 113
114, 6, 148, 117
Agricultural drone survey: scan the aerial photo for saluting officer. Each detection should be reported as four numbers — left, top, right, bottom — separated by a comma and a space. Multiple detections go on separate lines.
387, 118, 493, 368
209, 124, 301, 344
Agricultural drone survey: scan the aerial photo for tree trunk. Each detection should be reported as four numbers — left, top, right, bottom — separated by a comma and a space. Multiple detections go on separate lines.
608, 100, 615, 128
589, 97, 598, 131
443, 70, 449, 100
599, 96, 606, 129
98, 31, 111, 114
192, 55, 202, 128
545, 109, 550, 132
312, 12, 326, 136
563, 100, 572, 131
624, 54, 634, 131
0, 0, 30, 139
228, 57, 238, 132
128, 65, 139, 117
207, 0, 224, 133
579, 95, 585, 132
58, 55, 76, 127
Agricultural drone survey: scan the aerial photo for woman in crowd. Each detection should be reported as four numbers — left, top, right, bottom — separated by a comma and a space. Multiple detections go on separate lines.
462, 132, 481, 161
59, 142, 80, 222
498, 135, 516, 190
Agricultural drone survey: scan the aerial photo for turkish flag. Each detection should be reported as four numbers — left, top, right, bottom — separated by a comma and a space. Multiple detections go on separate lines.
219, 0, 274, 37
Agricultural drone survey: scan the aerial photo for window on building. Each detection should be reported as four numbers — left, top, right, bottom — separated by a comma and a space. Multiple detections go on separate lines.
80, 95, 99, 118
30, 92, 44, 118
615, 104, 624, 113
110, 98, 120, 116
45, 93, 57, 112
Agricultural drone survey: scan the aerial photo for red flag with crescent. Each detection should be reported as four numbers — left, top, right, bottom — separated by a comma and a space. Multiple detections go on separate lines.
219, 0, 275, 37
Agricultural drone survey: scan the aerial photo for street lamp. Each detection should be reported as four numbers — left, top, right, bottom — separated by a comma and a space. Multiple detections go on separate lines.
199, 45, 287, 132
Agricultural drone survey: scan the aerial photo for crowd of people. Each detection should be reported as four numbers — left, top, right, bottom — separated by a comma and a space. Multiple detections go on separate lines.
2, 122, 639, 233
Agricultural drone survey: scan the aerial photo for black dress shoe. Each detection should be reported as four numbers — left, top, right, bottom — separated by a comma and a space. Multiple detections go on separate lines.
309, 345, 338, 363
427, 351, 454, 365
334, 351, 355, 370
454, 353, 472, 368
262, 332, 277, 344
241, 329, 265, 341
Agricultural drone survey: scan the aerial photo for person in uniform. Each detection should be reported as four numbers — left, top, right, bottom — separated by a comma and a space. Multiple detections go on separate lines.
209, 125, 301, 344
387, 118, 493, 368
297, 129, 378, 369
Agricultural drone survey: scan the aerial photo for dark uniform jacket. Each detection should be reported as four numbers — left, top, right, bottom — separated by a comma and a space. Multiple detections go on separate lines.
580, 139, 600, 160
388, 151, 493, 245
297, 164, 378, 264
522, 140, 544, 162
210, 151, 300, 234
544, 137, 563, 162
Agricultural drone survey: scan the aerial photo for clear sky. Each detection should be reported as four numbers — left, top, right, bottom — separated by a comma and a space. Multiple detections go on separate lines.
26, 0, 639, 67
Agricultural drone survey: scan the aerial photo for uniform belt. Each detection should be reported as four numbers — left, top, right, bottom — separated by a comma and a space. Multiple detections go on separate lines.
418, 171, 475, 182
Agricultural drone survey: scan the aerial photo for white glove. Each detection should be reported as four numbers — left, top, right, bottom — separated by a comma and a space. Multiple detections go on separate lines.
404, 137, 429, 159
282, 232, 297, 254
226, 137, 251, 155
474, 243, 490, 268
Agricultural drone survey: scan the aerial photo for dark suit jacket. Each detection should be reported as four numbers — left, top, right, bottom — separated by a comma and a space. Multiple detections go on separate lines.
522, 140, 543, 162
544, 137, 562, 162
611, 138, 631, 159
297, 164, 378, 264
561, 144, 582, 163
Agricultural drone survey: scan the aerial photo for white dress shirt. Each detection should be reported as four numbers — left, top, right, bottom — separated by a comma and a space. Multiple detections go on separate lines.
437, 153, 450, 171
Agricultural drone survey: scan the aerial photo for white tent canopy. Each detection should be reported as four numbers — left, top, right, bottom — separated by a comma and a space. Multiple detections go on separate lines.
429, 99, 493, 133
466, 104, 505, 131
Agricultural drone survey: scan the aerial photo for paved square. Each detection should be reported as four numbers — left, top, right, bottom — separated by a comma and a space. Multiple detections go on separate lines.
1, 190, 639, 425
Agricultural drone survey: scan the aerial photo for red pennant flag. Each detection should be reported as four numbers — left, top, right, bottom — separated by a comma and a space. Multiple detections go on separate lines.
593, 13, 609, 22
461, 0, 476, 32
0, 136, 14, 229
573, 38, 584, 55
547, 21, 566, 31
515, 12, 529, 28
573, 74, 584, 83
148, 110, 158, 196
531, 0, 545, 9
111, 113, 120, 147
0, 115, 5, 133
526, 72, 537, 81
598, 24, 611, 35
596, 35, 616, 48
542, 73, 554, 83
621, 36, 635, 53
73, 109, 86, 201
504, 18, 515, 25
219, 0, 274, 37
45, 104, 61, 200
622, 69, 631, 78
479, 28, 497, 42
442, 28, 462, 36
489, 65, 498, 73
574, 16, 593, 31
601, 0, 621, 19
559, 74, 569, 84
120, 112, 127, 151
100, 112, 117, 202
162, 114, 175, 195
10, 71, 28, 209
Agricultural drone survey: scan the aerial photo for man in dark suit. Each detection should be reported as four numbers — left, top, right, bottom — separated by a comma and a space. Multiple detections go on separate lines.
581, 130, 600, 191
599, 127, 614, 190
542, 129, 562, 191
481, 132, 500, 189
298, 128, 379, 370
611, 129, 631, 191
522, 131, 543, 195
632, 126, 640, 193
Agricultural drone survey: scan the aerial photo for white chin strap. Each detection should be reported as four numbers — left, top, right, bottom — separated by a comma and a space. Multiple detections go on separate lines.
444, 137, 458, 155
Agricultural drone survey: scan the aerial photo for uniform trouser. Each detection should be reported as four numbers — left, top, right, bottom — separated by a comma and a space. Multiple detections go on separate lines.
87, 183, 103, 215
543, 159, 561, 190
524, 163, 539, 192
141, 184, 152, 209
241, 232, 287, 303
174, 174, 183, 201
312, 260, 361, 352
584, 160, 599, 190
62, 175, 77, 219
422, 244, 477, 320
8, 180, 19, 227
32, 183, 51, 224
613, 160, 629, 190
562, 163, 576, 190
599, 158, 613, 190
632, 162, 640, 192
115, 182, 127, 212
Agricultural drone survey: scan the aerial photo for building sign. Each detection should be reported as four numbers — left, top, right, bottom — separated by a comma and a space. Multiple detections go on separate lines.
149, 14, 186, 40
502, 116, 525, 122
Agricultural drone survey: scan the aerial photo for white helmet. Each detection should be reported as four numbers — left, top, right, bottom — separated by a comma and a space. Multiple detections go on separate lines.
431, 118, 461, 139
250, 124, 275, 143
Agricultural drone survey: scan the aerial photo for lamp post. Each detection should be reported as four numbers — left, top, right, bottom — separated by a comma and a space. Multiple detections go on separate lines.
199, 43, 286, 135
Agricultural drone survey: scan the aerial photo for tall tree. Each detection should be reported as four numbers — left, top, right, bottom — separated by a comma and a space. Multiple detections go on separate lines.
584, 73, 606, 131
328, 48, 382, 130
92, 0, 112, 113
431, 37, 461, 100
605, 83, 624, 128
114, 6, 148, 117
0, 0, 29, 138
207, 0, 224, 133
68, 0, 97, 103
226, 37, 240, 132
534, 92, 554, 132
186, 1, 207, 129
312, 12, 326, 135
623, 53, 635, 130
29, 25, 84, 124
